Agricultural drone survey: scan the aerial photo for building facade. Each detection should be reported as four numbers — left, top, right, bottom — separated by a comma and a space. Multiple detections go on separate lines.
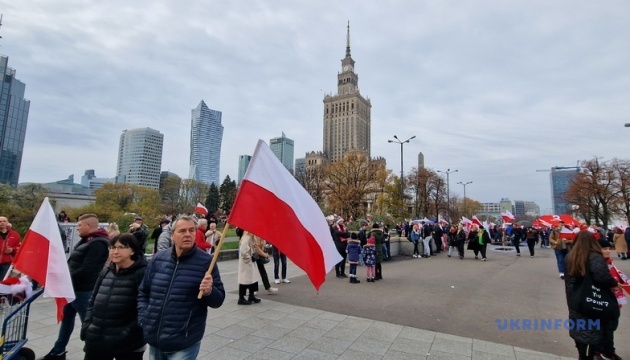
189, 100, 223, 185
238, 155, 252, 186
0, 56, 30, 186
550, 168, 579, 215
322, 23, 371, 162
116, 127, 164, 190
80, 169, 113, 190
270, 132, 294, 172
418, 152, 425, 170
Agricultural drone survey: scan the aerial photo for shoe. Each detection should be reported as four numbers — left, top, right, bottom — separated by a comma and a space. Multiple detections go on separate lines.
482, 258, 487, 261
40, 352, 67, 360
447, 255, 451, 257
530, 255, 534, 258
459, 256, 463, 260
274, 279, 280, 284
238, 298, 252, 305
475, 256, 478, 260
267, 287, 278, 294
559, 273, 565, 280
336, 275, 344, 278
516, 254, 521, 257
341, 274, 348, 278
248, 295, 261, 304
349, 277, 354, 283
412, 254, 417, 258
354, 278, 360, 284
282, 278, 291, 283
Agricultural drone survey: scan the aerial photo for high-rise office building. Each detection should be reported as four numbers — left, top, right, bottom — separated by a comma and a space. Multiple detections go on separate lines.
323, 23, 371, 162
270, 132, 294, 172
550, 168, 579, 214
116, 127, 164, 189
238, 155, 252, 186
418, 152, 425, 170
0, 56, 30, 186
189, 100, 223, 185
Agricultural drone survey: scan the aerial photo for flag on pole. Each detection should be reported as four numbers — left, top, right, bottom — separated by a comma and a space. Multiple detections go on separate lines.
195, 202, 208, 216
559, 227, 576, 240
501, 211, 515, 223
471, 215, 482, 226
12, 198, 75, 322
228, 140, 342, 291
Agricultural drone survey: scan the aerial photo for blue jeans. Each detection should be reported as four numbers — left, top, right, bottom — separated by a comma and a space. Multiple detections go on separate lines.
272, 248, 287, 280
554, 249, 568, 274
149, 342, 200, 360
381, 244, 388, 259
51, 291, 92, 354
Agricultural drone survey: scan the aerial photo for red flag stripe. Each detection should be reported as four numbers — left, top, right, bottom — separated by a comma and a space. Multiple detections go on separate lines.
12, 230, 49, 286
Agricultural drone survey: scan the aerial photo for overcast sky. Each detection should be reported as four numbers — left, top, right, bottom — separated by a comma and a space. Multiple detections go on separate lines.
2, 1, 629, 213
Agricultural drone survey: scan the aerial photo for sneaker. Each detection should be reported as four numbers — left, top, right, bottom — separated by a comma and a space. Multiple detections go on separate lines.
530, 256, 534, 258
40, 353, 67, 360
282, 278, 291, 283
559, 273, 565, 280
412, 254, 417, 258
267, 287, 278, 294
482, 258, 487, 261
274, 279, 280, 284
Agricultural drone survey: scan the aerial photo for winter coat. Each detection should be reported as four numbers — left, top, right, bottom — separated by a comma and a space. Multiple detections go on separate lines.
81, 257, 147, 355
456, 230, 467, 244
370, 229, 385, 263
68, 229, 110, 292
447, 231, 457, 247
0, 227, 21, 264
410, 229, 421, 243
564, 253, 619, 345
363, 245, 376, 266
195, 228, 211, 252
237, 234, 260, 285
467, 230, 479, 251
138, 245, 225, 353
156, 223, 173, 252
346, 240, 361, 264
333, 225, 350, 253
613, 233, 627, 253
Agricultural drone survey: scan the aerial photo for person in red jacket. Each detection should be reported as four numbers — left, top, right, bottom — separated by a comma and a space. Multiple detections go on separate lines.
195, 218, 211, 253
0, 216, 20, 279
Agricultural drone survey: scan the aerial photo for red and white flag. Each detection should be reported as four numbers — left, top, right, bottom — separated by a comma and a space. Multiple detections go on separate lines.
228, 140, 342, 291
195, 202, 208, 216
501, 211, 515, 223
559, 227, 576, 240
13, 198, 75, 322
472, 215, 483, 226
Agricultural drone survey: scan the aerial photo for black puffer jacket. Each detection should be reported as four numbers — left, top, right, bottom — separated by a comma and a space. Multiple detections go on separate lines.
81, 257, 147, 355
68, 229, 110, 292
138, 245, 225, 352
564, 253, 619, 345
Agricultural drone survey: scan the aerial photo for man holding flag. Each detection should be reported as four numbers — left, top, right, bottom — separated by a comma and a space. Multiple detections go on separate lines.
39, 214, 110, 360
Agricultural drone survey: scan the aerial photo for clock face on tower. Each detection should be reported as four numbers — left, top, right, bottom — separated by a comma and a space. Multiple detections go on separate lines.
343, 65, 351, 72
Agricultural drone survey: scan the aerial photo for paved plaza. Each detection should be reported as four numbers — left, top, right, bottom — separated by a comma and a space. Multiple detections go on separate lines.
19, 243, 630, 359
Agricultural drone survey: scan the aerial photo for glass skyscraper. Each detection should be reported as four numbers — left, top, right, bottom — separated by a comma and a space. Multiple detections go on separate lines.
189, 100, 223, 185
116, 127, 164, 190
270, 132, 294, 172
0, 56, 30, 186
550, 168, 579, 215
237, 155, 251, 186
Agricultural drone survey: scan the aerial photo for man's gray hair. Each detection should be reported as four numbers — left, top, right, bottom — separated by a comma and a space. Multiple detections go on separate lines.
172, 214, 198, 231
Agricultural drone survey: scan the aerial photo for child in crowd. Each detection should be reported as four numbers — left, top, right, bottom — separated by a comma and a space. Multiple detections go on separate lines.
346, 233, 361, 284
363, 236, 377, 282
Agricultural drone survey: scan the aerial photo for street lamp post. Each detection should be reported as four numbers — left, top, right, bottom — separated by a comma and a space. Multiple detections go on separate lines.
388, 135, 416, 218
457, 181, 472, 217
437, 168, 458, 222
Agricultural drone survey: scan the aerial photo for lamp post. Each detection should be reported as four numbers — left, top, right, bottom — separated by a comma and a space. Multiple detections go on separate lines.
437, 168, 458, 222
625, 123, 630, 127
388, 135, 416, 218
457, 181, 472, 217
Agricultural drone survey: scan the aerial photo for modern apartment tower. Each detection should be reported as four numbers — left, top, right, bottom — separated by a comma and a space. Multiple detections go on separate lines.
189, 100, 223, 185
322, 23, 371, 162
550, 167, 579, 215
270, 132, 294, 172
238, 155, 252, 185
0, 56, 30, 186
116, 127, 164, 189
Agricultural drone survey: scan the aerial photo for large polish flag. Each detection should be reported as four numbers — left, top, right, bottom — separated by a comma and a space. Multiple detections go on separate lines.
471, 215, 483, 226
228, 140, 342, 291
13, 198, 75, 322
195, 202, 209, 216
501, 210, 515, 223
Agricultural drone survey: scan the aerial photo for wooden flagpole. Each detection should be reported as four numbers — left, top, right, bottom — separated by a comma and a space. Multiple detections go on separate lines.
197, 221, 232, 299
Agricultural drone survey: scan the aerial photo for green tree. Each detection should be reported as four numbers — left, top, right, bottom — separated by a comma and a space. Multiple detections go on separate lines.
159, 176, 183, 215
219, 176, 237, 214
205, 183, 220, 214
0, 184, 46, 234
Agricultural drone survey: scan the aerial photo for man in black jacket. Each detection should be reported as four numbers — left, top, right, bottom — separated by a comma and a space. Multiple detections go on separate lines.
40, 214, 110, 360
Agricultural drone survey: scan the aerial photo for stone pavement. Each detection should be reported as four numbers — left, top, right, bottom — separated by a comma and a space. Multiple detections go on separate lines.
17, 254, 583, 360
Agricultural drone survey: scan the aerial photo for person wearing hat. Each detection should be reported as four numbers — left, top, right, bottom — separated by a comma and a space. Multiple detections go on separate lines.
332, 219, 350, 278
363, 236, 377, 282
370, 223, 385, 280
346, 233, 361, 284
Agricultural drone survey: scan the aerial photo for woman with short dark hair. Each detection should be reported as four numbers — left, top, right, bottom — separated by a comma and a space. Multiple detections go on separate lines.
80, 233, 147, 359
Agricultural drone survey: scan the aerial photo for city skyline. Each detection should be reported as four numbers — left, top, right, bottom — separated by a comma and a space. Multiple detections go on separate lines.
3, 2, 630, 213
115, 127, 164, 190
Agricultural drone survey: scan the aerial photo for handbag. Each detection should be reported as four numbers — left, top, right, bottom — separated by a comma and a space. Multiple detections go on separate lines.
574, 261, 619, 320
252, 253, 270, 264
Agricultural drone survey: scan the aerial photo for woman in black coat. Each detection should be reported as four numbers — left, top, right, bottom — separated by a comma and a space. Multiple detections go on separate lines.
564, 231, 620, 360
81, 233, 147, 360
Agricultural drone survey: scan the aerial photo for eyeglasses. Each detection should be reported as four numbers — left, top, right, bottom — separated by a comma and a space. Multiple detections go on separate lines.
109, 245, 130, 251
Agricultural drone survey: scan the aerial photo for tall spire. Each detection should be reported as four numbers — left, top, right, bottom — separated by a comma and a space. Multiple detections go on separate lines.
345, 21, 351, 58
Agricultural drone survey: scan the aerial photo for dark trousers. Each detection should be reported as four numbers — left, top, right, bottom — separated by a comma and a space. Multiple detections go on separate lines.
273, 248, 287, 280
385, 240, 391, 259
84, 352, 144, 360
239, 283, 258, 299
512, 237, 520, 254
375, 263, 382, 279
349, 263, 357, 276
255, 258, 271, 290
527, 239, 536, 256
434, 236, 442, 252
473, 244, 487, 259
412, 241, 420, 255
575, 341, 595, 360
335, 244, 347, 276
456, 241, 465, 257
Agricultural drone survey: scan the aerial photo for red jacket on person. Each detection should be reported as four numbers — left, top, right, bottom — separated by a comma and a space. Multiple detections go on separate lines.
0, 227, 21, 265
195, 228, 211, 251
